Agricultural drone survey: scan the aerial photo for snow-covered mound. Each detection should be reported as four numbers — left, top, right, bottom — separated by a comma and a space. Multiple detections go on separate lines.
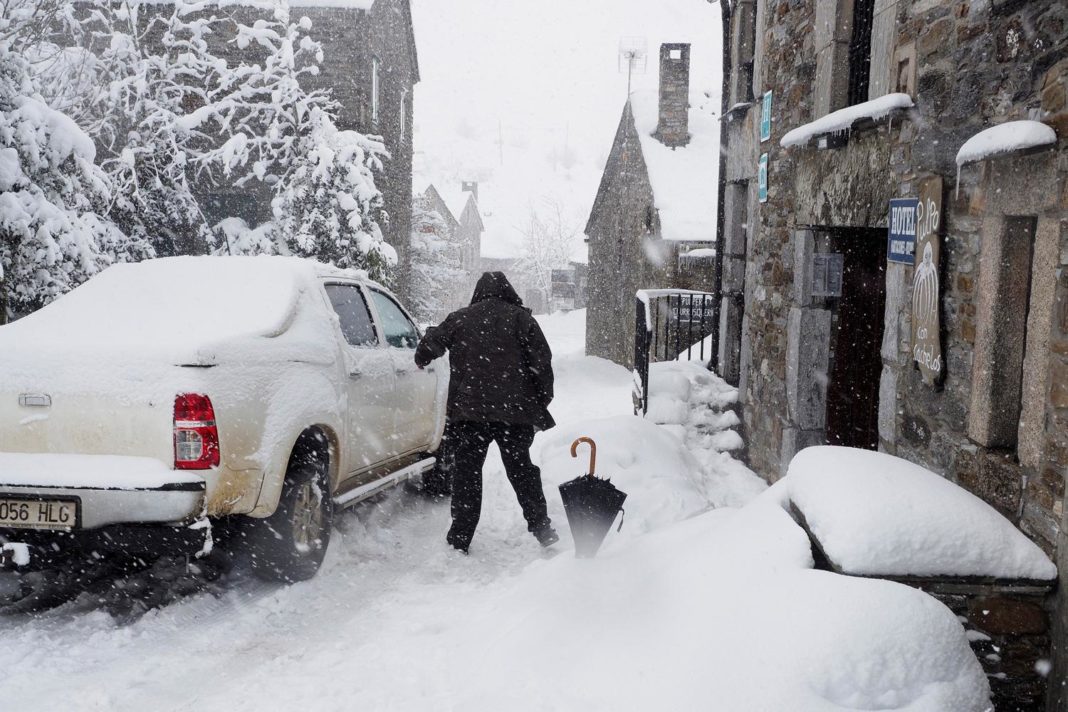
442, 498, 991, 711
646, 360, 766, 508
536, 415, 709, 542
786, 446, 1057, 580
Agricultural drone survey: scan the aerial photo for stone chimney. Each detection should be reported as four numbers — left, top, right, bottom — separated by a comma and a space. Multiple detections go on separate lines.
461, 180, 479, 202
653, 43, 691, 148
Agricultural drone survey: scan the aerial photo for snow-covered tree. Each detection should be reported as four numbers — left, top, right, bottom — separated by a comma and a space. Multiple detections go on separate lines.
173, 0, 393, 280
409, 194, 465, 323
514, 200, 578, 310
0, 10, 146, 322
80, 3, 214, 257
273, 111, 394, 281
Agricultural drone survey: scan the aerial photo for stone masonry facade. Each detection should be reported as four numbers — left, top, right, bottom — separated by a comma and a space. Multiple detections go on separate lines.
719, 0, 1067, 708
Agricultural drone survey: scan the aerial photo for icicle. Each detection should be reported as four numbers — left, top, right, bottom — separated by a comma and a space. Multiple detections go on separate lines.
955, 163, 961, 201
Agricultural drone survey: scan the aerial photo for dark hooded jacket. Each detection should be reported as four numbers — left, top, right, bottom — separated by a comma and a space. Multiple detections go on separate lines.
415, 272, 555, 430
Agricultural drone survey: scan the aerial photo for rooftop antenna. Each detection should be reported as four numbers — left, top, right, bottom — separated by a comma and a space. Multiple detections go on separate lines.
618, 36, 648, 96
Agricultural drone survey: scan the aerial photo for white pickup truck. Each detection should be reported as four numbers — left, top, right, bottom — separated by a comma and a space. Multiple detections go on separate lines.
0, 256, 446, 581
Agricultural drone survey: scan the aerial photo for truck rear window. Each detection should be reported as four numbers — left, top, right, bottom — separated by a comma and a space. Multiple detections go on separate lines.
326, 285, 378, 347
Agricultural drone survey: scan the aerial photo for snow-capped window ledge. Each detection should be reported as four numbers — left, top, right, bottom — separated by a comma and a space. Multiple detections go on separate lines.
722, 102, 752, 122
779, 93, 914, 149
955, 120, 1057, 167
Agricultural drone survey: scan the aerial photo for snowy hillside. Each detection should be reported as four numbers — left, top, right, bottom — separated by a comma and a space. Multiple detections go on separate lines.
410, 0, 722, 260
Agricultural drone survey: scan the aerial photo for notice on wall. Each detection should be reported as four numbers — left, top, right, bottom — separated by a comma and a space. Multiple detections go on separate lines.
911, 176, 943, 385
758, 153, 769, 203
887, 198, 918, 264
760, 91, 772, 142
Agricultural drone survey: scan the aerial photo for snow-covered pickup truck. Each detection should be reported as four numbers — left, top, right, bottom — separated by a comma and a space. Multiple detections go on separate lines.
0, 256, 446, 581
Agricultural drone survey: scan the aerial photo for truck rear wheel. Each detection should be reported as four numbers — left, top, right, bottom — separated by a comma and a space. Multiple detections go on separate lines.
250, 438, 333, 583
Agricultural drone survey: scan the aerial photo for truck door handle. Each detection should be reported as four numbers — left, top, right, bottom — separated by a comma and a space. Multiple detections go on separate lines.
395, 368, 409, 376
349, 370, 363, 381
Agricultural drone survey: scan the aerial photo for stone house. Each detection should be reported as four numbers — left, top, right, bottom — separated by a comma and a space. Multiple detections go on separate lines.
422, 182, 484, 308
585, 43, 719, 369
125, 0, 419, 296
716, 0, 1067, 707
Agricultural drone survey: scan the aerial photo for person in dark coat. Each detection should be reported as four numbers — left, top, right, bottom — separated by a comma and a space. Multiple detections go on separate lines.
415, 272, 558, 553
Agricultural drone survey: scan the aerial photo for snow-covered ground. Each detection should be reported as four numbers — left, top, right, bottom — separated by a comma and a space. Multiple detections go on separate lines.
0, 310, 992, 711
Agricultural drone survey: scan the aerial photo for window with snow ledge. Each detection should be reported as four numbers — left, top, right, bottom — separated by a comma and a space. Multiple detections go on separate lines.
779, 93, 913, 150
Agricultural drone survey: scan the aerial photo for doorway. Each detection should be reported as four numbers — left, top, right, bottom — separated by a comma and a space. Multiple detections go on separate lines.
824, 228, 886, 450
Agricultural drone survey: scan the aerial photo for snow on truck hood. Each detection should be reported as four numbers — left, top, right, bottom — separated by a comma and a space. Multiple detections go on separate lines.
0, 256, 355, 367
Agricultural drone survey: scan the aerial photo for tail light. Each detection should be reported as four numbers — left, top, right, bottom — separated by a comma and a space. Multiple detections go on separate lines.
174, 394, 220, 470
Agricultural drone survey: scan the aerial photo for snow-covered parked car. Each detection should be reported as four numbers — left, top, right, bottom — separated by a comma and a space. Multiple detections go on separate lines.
0, 256, 446, 581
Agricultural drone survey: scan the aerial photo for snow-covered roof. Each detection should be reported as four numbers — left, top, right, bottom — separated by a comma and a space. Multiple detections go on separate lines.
786, 446, 1058, 580
955, 120, 1057, 167
438, 187, 478, 225
630, 89, 719, 242
780, 93, 913, 148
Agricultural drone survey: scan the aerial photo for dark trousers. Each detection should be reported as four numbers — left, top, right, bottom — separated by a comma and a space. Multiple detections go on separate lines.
447, 421, 551, 549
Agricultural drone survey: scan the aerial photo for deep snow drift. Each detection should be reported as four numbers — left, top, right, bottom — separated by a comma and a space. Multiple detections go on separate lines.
0, 310, 991, 711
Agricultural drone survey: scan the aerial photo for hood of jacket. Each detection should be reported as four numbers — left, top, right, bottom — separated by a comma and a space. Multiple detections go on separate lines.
471, 271, 523, 307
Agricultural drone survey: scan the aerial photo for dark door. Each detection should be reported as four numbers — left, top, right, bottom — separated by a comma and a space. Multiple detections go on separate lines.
825, 229, 886, 450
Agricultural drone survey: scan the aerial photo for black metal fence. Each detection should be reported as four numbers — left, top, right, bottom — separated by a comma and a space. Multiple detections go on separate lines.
633, 291, 717, 415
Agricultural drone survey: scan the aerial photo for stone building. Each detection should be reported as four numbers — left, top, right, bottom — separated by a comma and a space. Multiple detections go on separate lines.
585, 43, 719, 369
716, 0, 1067, 707
421, 182, 484, 309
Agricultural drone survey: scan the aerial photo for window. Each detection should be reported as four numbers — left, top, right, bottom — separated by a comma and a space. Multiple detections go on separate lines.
371, 57, 381, 125
368, 290, 420, 349
325, 284, 377, 347
847, 0, 876, 106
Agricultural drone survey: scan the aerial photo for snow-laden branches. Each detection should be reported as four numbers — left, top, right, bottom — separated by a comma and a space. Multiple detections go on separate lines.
0, 0, 393, 319
273, 112, 394, 283
514, 199, 578, 308
0, 47, 145, 320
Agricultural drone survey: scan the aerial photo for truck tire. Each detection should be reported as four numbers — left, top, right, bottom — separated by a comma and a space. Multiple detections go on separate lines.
250, 441, 333, 583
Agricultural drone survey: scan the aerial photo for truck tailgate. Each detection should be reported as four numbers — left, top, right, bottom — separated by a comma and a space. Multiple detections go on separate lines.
0, 452, 205, 529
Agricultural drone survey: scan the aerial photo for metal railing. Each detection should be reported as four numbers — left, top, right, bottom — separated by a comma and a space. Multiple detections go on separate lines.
633, 290, 717, 415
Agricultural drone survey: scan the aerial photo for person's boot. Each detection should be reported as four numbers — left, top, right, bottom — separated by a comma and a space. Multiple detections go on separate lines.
533, 524, 559, 548
446, 530, 470, 555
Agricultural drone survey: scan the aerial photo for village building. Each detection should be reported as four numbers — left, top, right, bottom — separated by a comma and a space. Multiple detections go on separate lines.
716, 0, 1067, 707
421, 182, 484, 309
584, 43, 719, 369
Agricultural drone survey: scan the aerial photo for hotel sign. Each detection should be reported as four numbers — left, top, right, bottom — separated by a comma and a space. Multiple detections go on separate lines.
887, 198, 918, 264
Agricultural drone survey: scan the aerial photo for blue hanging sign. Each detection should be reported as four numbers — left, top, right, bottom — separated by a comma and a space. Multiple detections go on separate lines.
887, 198, 918, 264
758, 153, 769, 203
760, 91, 772, 142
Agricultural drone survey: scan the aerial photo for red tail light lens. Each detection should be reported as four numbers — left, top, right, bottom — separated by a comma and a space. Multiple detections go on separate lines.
174, 394, 220, 470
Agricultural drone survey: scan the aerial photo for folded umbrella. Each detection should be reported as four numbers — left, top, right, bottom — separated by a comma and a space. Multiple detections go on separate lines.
558, 437, 627, 558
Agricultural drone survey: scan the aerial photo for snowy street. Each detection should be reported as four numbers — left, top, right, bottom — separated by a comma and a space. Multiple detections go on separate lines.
1, 0, 1065, 707
0, 311, 995, 711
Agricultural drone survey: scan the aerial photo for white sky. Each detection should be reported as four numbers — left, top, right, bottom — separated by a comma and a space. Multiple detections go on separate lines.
410, 0, 723, 260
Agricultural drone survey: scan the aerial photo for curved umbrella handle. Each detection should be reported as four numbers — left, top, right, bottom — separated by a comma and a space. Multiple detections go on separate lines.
570, 437, 597, 476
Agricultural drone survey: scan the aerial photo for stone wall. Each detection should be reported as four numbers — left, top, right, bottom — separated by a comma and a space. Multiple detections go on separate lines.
725, 1, 1068, 706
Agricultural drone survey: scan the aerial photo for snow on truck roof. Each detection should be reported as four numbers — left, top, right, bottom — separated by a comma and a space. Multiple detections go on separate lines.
0, 256, 366, 361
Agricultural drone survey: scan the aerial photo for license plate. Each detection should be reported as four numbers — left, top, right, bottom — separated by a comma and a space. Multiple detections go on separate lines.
0, 498, 78, 530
